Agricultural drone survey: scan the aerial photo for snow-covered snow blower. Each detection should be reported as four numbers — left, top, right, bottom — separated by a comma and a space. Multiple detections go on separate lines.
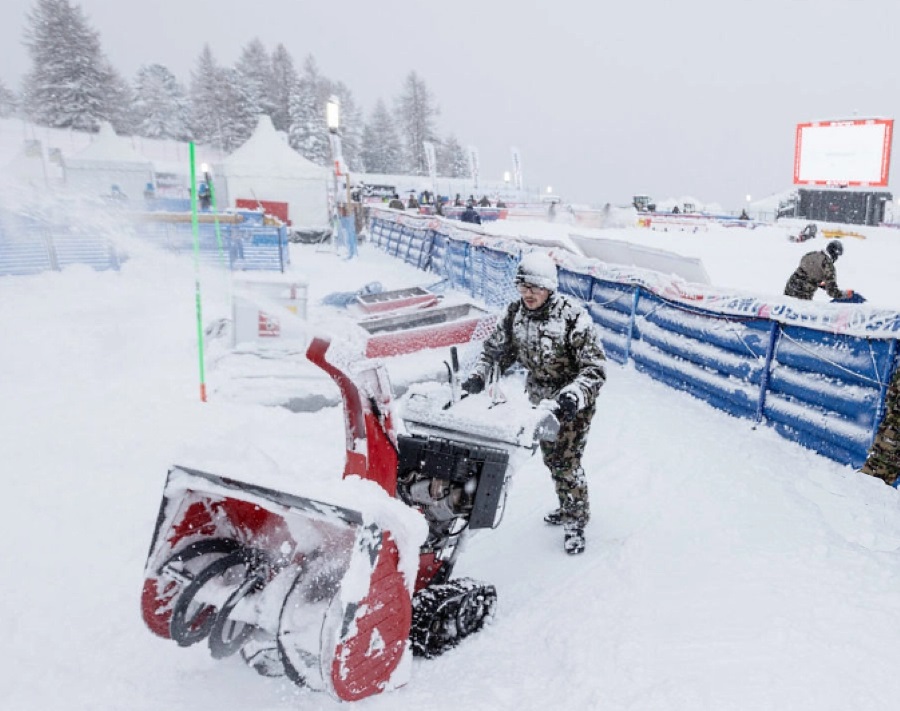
141, 337, 558, 700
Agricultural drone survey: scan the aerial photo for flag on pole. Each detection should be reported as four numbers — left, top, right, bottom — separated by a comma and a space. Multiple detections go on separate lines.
423, 140, 438, 199
467, 146, 480, 191
423, 141, 437, 181
511, 147, 524, 190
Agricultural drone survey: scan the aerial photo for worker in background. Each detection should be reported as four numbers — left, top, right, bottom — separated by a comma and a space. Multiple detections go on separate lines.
783, 240, 853, 300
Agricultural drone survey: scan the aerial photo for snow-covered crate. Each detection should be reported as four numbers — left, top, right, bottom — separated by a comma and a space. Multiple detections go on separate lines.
231, 276, 308, 347
360, 301, 495, 358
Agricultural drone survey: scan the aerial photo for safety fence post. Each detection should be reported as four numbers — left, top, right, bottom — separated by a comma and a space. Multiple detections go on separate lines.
623, 287, 641, 364
755, 322, 781, 424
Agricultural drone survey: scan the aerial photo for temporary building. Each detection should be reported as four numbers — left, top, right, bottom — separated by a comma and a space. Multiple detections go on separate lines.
63, 122, 154, 200
216, 116, 331, 228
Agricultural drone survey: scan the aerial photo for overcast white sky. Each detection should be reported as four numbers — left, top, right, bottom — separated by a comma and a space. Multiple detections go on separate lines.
2, 0, 899, 208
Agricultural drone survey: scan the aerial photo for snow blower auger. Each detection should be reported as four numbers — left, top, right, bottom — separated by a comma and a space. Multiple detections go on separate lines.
140, 464, 418, 701
141, 336, 558, 701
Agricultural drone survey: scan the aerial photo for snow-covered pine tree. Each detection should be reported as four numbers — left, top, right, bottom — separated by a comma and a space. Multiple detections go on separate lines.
393, 71, 440, 176
22, 0, 127, 131
235, 38, 275, 121
287, 56, 330, 166
132, 64, 190, 140
216, 67, 257, 151
360, 99, 404, 174
189, 45, 223, 147
190, 45, 254, 151
270, 44, 298, 133
104, 63, 137, 135
0, 79, 18, 118
438, 134, 470, 178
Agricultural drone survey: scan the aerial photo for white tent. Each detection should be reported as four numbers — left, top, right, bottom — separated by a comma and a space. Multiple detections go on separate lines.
2, 142, 59, 187
63, 123, 154, 200
216, 116, 331, 228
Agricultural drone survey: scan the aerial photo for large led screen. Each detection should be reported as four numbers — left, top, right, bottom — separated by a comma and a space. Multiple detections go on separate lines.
793, 118, 893, 187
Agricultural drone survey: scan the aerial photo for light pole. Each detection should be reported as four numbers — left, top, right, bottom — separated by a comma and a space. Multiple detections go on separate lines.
325, 96, 356, 258
326, 96, 342, 202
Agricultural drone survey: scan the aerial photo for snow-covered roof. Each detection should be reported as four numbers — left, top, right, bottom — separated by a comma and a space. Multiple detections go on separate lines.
66, 122, 153, 167
219, 116, 328, 180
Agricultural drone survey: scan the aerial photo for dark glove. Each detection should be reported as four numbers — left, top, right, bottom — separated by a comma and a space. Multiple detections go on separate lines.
461, 374, 485, 395
556, 391, 579, 422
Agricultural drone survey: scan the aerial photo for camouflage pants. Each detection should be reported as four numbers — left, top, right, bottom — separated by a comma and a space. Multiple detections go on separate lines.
861, 368, 900, 486
539, 405, 594, 525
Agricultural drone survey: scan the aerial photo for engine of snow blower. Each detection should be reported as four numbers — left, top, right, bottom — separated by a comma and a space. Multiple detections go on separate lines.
141, 336, 558, 700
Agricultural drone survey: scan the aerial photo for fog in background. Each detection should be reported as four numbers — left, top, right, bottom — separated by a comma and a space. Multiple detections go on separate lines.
1, 0, 898, 209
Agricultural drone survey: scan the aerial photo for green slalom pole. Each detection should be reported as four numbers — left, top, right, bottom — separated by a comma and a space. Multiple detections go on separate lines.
189, 142, 208, 402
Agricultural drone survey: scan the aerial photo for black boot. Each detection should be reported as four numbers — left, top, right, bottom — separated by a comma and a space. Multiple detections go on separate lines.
563, 522, 585, 555
543, 508, 564, 525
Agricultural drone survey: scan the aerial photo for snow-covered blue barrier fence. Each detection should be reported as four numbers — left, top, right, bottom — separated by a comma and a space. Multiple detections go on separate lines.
0, 206, 288, 276
133, 210, 289, 272
0, 211, 120, 276
366, 208, 900, 471
570, 272, 897, 468
369, 213, 518, 308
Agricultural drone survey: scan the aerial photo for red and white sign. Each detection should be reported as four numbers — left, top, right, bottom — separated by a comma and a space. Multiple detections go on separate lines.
793, 118, 893, 187
258, 312, 280, 337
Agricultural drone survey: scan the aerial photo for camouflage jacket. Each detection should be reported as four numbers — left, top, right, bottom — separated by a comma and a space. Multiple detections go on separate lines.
862, 366, 900, 485
784, 250, 842, 300
474, 293, 607, 408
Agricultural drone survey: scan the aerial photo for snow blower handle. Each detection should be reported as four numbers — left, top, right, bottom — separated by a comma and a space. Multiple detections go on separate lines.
443, 346, 463, 410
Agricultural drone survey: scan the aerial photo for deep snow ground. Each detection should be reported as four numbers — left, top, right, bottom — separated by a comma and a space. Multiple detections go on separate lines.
2, 221, 900, 711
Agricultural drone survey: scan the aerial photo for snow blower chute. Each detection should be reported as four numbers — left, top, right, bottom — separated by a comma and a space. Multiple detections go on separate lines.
141, 336, 558, 701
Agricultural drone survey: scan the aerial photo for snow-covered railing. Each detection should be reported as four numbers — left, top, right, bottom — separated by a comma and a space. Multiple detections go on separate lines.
132, 210, 289, 272
366, 209, 899, 471
369, 212, 518, 308
0, 211, 120, 276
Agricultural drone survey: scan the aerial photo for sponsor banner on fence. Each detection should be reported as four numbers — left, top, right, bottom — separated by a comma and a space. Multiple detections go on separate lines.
367, 207, 900, 338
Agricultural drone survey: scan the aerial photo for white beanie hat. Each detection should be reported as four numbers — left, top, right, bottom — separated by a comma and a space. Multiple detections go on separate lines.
515, 251, 558, 291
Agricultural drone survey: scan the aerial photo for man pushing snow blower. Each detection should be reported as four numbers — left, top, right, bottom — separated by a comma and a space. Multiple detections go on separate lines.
461, 251, 607, 555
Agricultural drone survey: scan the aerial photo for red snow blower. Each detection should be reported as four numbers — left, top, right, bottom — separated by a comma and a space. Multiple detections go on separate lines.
141, 337, 558, 701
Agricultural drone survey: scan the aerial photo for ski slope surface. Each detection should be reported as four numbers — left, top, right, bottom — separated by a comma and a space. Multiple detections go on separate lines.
2, 216, 900, 711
